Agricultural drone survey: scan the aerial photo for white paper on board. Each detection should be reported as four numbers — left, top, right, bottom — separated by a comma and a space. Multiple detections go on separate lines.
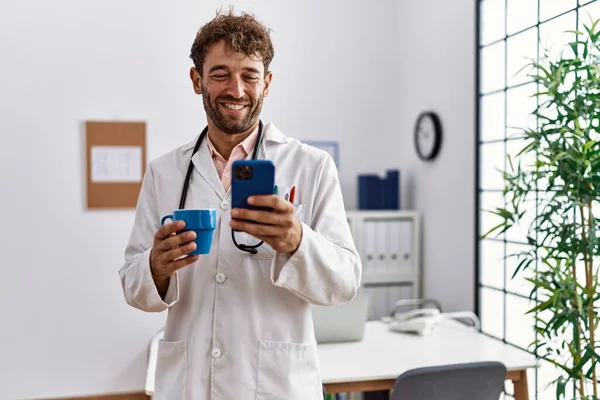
91, 146, 142, 183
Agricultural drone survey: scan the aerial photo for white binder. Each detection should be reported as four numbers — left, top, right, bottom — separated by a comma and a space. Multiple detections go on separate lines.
393, 220, 413, 272
374, 220, 387, 274
364, 221, 377, 273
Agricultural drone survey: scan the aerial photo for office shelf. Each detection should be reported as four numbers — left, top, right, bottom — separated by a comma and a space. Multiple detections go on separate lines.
346, 210, 422, 320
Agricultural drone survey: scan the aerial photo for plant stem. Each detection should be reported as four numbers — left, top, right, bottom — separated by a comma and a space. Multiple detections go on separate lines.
572, 256, 587, 397
586, 201, 598, 398
574, 203, 589, 397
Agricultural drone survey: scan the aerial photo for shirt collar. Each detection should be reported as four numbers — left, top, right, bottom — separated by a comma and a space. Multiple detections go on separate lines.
205, 125, 259, 160
182, 121, 288, 155
239, 125, 259, 157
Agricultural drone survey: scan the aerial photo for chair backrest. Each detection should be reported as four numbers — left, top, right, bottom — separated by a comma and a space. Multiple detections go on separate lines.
391, 361, 507, 400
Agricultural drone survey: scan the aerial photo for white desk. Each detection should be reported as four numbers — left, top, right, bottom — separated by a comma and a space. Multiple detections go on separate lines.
318, 320, 538, 400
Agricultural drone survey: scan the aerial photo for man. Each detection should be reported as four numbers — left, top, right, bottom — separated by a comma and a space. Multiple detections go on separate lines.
119, 9, 361, 400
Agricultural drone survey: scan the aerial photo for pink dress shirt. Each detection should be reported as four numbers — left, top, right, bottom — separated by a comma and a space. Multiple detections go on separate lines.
206, 127, 259, 192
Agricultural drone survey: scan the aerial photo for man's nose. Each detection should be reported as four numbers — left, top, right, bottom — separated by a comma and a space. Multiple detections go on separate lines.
226, 76, 245, 99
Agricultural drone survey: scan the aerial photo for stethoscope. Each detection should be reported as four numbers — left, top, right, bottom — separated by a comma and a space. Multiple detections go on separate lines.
178, 120, 265, 254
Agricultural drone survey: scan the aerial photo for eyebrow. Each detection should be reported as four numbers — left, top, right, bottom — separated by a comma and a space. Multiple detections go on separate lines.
208, 65, 261, 75
242, 67, 261, 74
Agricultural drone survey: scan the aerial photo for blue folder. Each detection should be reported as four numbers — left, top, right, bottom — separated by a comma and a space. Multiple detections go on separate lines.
358, 170, 400, 210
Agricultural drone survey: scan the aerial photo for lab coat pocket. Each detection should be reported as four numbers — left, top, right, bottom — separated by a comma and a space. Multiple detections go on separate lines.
255, 340, 321, 400
154, 340, 187, 400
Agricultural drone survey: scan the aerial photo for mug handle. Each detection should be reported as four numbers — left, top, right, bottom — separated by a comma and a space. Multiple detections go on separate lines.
161, 214, 174, 225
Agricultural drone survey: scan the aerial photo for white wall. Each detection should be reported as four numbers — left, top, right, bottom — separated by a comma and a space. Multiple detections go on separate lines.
0, 0, 402, 398
391, 0, 476, 314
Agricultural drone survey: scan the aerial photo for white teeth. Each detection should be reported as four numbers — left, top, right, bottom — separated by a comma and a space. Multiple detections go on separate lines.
224, 104, 244, 110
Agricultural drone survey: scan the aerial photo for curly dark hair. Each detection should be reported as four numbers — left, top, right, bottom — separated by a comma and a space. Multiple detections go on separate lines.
190, 7, 275, 76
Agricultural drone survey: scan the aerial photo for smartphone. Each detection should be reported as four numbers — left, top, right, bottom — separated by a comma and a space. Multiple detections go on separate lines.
231, 160, 275, 212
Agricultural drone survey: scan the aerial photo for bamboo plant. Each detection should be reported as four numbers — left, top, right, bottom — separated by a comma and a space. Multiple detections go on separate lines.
482, 18, 600, 399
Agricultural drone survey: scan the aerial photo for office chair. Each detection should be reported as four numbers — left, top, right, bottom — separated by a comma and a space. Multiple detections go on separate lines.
391, 361, 507, 400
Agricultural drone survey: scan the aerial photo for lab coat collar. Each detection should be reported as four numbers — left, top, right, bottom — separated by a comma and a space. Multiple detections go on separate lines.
187, 121, 288, 200
262, 122, 287, 144
257, 122, 287, 160
190, 138, 226, 200
182, 121, 287, 151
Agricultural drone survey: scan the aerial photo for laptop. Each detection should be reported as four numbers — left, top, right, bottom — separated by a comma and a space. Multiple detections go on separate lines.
311, 293, 369, 343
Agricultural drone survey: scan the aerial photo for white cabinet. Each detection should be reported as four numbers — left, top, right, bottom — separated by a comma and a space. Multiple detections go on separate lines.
346, 210, 422, 320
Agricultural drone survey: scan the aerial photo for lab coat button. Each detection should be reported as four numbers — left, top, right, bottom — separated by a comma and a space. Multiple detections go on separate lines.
220, 200, 230, 210
215, 273, 226, 284
212, 348, 222, 359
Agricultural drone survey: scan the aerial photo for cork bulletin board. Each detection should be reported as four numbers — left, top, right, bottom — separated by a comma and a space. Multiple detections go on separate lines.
85, 121, 146, 209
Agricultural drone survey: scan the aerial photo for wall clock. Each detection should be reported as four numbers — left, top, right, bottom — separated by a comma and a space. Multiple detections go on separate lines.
414, 111, 442, 161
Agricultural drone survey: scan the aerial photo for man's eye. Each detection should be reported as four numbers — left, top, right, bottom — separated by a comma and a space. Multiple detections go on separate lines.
244, 76, 259, 81
212, 75, 228, 80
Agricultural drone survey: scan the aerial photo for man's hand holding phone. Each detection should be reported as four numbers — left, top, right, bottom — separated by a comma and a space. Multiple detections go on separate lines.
230, 195, 302, 255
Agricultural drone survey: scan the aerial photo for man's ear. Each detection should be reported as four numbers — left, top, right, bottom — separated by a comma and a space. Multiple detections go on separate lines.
263, 71, 273, 97
190, 67, 203, 95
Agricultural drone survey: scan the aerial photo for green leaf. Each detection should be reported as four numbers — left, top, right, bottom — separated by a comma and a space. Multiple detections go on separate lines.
526, 277, 553, 292
491, 208, 514, 220
585, 18, 600, 41
556, 376, 567, 399
569, 41, 580, 57
527, 300, 554, 315
507, 154, 515, 172
536, 64, 554, 80
572, 346, 593, 374
576, 293, 584, 315
584, 140, 597, 151
480, 222, 508, 239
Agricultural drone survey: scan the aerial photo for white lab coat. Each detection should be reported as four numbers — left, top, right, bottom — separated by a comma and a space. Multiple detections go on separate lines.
119, 122, 362, 400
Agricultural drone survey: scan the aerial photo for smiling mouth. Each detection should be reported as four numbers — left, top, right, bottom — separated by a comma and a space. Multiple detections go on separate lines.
221, 103, 247, 111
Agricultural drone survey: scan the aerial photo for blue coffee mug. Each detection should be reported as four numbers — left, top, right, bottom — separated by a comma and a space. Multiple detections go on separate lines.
161, 209, 217, 255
